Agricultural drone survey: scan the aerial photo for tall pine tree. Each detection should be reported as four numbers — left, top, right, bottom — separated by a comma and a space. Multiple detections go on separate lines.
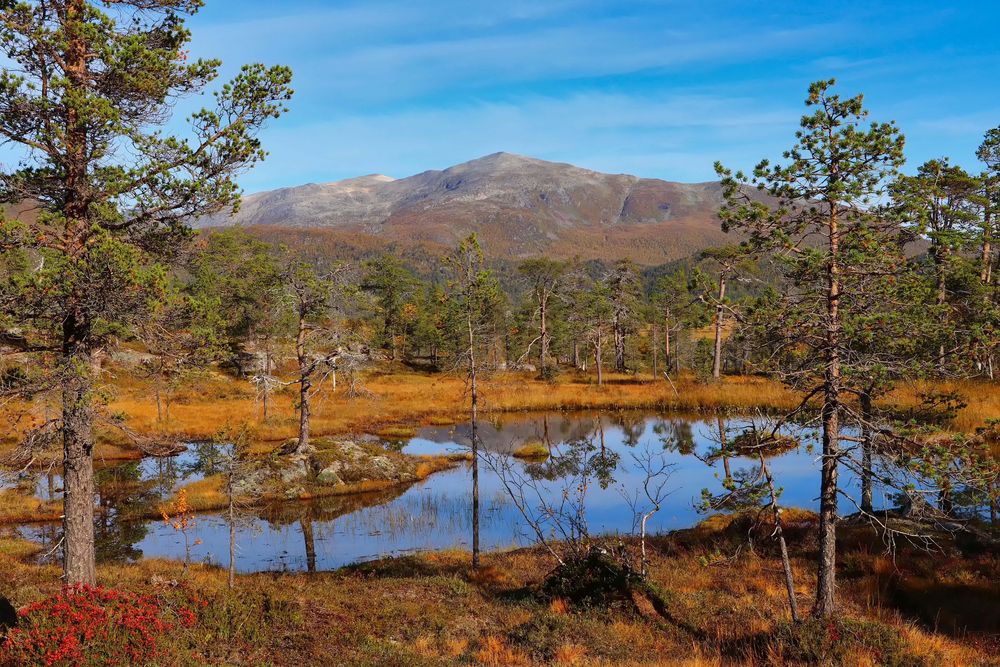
716, 79, 905, 616
0, 0, 292, 584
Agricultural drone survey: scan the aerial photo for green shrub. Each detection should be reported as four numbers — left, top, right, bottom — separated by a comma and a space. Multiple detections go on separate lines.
508, 613, 569, 660
772, 617, 927, 667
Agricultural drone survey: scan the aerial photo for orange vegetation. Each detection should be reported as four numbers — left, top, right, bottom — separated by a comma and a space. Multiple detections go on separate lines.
0, 511, 993, 666
2, 365, 997, 464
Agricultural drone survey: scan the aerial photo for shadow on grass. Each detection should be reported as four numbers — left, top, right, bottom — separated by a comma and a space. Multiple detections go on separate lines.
341, 553, 470, 580
891, 580, 1000, 635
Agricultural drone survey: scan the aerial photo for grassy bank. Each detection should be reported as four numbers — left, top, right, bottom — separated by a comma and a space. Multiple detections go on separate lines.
0, 513, 995, 665
1, 366, 996, 526
174, 451, 461, 516
5, 366, 997, 462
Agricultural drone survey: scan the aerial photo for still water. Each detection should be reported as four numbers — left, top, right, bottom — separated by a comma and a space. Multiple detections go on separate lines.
13, 412, 893, 573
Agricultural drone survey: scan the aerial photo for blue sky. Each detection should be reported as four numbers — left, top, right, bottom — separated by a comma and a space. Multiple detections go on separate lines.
180, 0, 999, 192
10, 1, 1000, 193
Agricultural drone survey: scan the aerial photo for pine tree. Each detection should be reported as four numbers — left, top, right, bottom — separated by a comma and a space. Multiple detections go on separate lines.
188, 228, 284, 379
605, 260, 641, 373
716, 79, 905, 616
651, 269, 695, 376
892, 160, 984, 375
445, 234, 503, 568
0, 0, 292, 584
518, 258, 568, 378
362, 254, 418, 362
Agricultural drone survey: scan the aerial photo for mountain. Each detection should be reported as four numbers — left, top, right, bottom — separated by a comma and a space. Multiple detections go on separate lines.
199, 152, 735, 265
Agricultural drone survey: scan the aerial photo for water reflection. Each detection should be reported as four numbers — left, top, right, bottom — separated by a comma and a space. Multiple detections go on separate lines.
7, 412, 960, 573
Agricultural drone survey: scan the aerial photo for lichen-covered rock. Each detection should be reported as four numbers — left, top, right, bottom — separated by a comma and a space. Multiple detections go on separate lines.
271, 437, 422, 490
278, 454, 312, 485
316, 462, 343, 486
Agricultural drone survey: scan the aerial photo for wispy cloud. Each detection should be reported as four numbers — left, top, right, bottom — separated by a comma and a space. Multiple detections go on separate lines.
189, 2, 852, 108
3, 1, 998, 190
239, 90, 800, 191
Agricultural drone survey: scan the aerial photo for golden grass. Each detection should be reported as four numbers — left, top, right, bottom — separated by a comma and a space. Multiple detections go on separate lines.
553, 643, 588, 665
376, 425, 418, 439
0, 368, 804, 460
511, 438, 550, 459
548, 597, 570, 615
890, 378, 1000, 433
3, 364, 997, 464
475, 635, 530, 666
0, 489, 62, 523
0, 534, 43, 560
0, 511, 994, 667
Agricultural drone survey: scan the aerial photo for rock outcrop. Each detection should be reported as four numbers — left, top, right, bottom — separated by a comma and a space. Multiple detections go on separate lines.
268, 438, 427, 499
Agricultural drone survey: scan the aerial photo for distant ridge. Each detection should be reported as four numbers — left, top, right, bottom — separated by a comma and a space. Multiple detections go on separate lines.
199, 152, 734, 264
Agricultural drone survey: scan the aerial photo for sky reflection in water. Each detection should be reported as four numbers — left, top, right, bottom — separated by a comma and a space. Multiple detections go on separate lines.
17, 413, 887, 573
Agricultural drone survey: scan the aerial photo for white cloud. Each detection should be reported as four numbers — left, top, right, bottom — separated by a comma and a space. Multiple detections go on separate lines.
237, 90, 800, 191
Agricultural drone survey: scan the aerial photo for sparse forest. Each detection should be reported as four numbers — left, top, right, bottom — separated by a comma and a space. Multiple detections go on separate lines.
0, 1, 997, 665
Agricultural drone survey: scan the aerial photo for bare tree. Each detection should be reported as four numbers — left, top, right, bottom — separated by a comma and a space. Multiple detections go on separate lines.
620, 446, 674, 577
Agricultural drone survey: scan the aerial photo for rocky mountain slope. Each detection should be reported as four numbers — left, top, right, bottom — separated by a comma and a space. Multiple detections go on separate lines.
204, 152, 734, 264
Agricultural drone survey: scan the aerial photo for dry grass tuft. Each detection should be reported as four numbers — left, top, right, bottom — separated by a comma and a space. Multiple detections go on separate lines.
444, 637, 469, 658
548, 597, 570, 615
469, 565, 513, 588
475, 635, 529, 666
553, 643, 587, 665
511, 439, 550, 459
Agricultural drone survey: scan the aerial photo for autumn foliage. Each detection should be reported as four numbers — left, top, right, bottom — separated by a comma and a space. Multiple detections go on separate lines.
0, 585, 202, 666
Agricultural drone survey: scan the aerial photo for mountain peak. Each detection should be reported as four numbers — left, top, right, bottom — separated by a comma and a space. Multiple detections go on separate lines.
202, 154, 729, 265
327, 174, 396, 186
462, 151, 565, 169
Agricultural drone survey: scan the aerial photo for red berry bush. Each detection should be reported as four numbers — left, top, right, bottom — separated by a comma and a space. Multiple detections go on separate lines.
0, 585, 198, 666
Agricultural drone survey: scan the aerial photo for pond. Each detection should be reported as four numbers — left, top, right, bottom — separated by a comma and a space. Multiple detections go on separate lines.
10, 412, 914, 573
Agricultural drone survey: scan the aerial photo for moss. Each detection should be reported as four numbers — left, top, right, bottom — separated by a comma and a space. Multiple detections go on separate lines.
375, 425, 418, 440
512, 438, 550, 460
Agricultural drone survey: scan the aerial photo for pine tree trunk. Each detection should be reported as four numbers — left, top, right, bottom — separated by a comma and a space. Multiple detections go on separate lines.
712, 275, 727, 380
62, 341, 97, 586
539, 293, 548, 375
61, 0, 97, 587
262, 346, 271, 421
982, 208, 993, 285
936, 247, 948, 375
154, 375, 163, 423
815, 202, 842, 618
296, 312, 311, 454
663, 309, 672, 377
614, 316, 626, 373
595, 337, 604, 386
652, 325, 658, 379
